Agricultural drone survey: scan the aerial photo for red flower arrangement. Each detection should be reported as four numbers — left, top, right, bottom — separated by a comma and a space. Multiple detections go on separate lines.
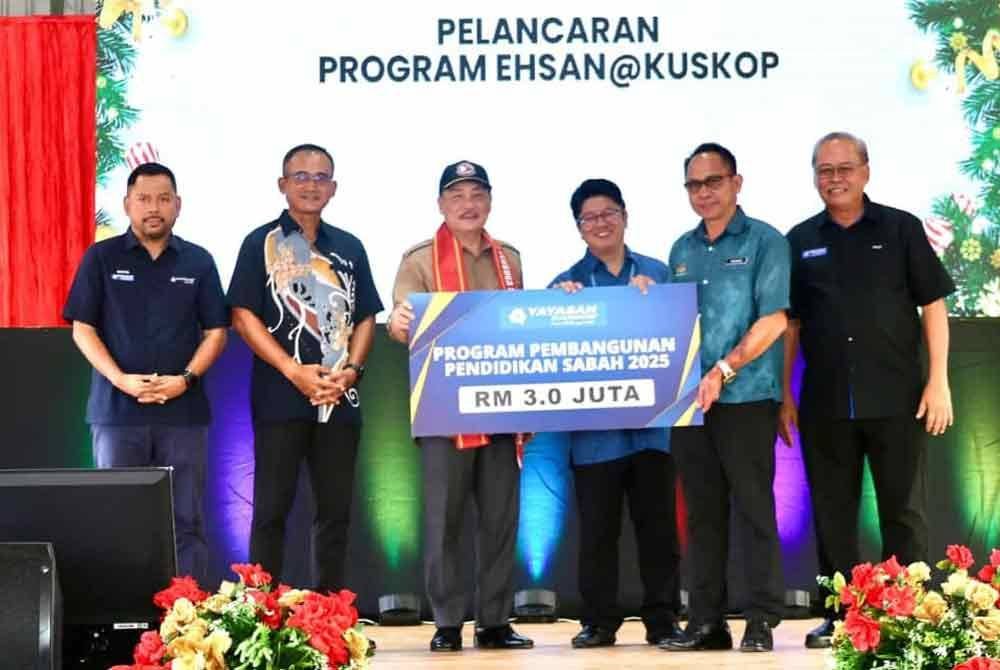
110, 563, 370, 670
822, 545, 1000, 670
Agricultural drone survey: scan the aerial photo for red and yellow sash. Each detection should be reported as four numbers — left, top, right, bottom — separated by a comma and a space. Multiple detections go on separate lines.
432, 222, 520, 450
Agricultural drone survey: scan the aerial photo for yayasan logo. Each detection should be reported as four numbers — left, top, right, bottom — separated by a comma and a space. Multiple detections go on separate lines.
504, 303, 602, 327
507, 307, 528, 325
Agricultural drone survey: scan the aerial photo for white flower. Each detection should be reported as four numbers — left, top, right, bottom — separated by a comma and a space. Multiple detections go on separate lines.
906, 561, 932, 583
943, 569, 970, 596
978, 278, 1000, 317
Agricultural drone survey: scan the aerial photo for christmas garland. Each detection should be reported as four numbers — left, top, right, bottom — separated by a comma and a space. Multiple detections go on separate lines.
95, 0, 140, 229
910, 0, 1000, 316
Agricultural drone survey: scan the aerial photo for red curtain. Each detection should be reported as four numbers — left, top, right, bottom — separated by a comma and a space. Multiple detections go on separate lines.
0, 16, 96, 327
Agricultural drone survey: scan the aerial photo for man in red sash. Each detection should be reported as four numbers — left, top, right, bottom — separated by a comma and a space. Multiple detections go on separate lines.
387, 160, 533, 653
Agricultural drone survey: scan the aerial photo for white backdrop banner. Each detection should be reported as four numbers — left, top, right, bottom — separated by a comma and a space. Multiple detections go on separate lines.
96, 1, 970, 309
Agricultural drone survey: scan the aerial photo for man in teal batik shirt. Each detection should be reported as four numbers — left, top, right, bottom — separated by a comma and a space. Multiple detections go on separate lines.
661, 143, 790, 655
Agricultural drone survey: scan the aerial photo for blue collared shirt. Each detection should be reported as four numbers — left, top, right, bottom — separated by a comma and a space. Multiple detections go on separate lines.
549, 247, 671, 465
63, 228, 230, 425
668, 207, 790, 404
227, 210, 383, 424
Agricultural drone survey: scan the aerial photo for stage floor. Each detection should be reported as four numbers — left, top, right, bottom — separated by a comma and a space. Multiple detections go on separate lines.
368, 618, 830, 668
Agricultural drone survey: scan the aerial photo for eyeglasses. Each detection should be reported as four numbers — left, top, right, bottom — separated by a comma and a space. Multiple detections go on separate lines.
286, 171, 334, 184
578, 208, 624, 229
684, 174, 732, 194
815, 163, 865, 181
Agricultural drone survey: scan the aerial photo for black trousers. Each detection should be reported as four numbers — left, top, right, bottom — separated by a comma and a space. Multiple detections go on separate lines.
573, 449, 681, 634
671, 400, 784, 626
249, 419, 361, 591
420, 435, 520, 628
800, 413, 928, 615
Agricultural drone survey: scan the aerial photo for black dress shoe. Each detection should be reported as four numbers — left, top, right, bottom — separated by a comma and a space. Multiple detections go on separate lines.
572, 625, 617, 648
474, 624, 534, 649
646, 619, 684, 645
740, 619, 773, 652
660, 622, 733, 651
430, 627, 462, 652
804, 618, 836, 649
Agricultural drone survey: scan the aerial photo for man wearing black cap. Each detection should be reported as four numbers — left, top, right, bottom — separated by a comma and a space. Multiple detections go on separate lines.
387, 160, 533, 653
551, 179, 683, 649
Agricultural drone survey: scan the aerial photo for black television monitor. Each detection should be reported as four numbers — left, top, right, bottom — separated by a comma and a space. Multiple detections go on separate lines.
0, 468, 177, 626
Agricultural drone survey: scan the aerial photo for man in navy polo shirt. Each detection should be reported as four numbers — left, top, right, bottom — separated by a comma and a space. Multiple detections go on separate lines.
550, 178, 682, 650
227, 144, 382, 593
64, 162, 230, 582
661, 143, 790, 654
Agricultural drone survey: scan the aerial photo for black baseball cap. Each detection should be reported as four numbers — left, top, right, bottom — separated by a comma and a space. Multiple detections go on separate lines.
439, 160, 491, 194
570, 178, 625, 222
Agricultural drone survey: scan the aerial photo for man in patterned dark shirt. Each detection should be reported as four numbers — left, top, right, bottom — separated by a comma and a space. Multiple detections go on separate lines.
227, 144, 382, 595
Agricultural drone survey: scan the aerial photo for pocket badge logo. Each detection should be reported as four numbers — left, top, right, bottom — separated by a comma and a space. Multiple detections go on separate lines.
802, 247, 828, 259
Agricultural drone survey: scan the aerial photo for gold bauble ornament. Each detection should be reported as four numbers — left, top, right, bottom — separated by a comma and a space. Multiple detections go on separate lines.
161, 8, 189, 38
910, 59, 937, 91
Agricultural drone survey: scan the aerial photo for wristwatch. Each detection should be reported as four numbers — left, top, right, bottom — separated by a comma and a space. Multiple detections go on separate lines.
716, 359, 736, 385
344, 362, 365, 382
181, 369, 199, 389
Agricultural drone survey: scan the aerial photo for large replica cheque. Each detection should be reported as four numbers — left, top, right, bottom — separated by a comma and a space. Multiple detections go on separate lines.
408, 284, 703, 436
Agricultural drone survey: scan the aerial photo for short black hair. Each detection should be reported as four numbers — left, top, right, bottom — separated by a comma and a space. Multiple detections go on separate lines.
126, 162, 176, 191
570, 178, 625, 223
684, 142, 737, 175
282, 143, 335, 175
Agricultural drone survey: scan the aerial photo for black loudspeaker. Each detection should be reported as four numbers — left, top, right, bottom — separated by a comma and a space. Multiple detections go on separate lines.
0, 468, 176, 668
0, 542, 62, 670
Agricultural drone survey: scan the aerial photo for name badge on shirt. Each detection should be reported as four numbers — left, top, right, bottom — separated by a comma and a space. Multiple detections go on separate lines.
802, 247, 828, 259
673, 263, 688, 276
111, 270, 134, 282
725, 256, 749, 266
171, 276, 196, 285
